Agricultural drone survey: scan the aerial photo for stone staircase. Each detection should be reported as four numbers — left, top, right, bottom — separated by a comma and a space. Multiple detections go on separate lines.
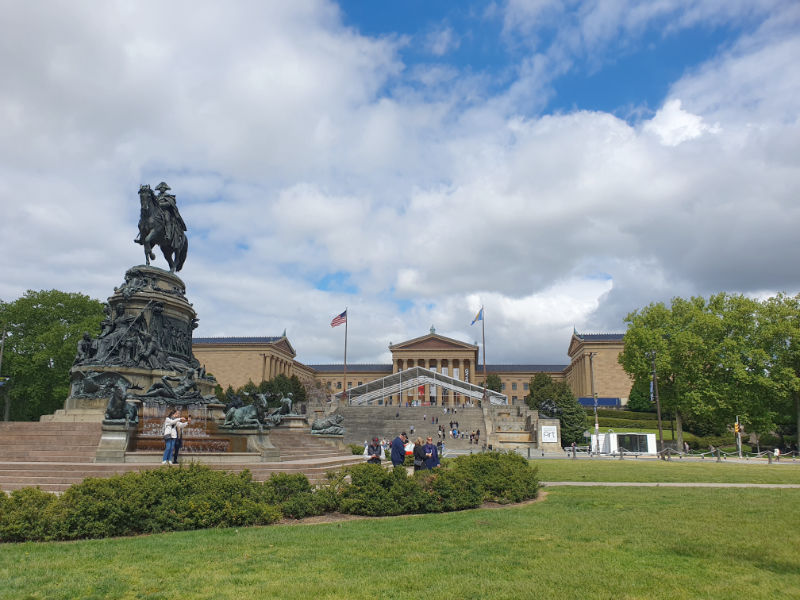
0, 421, 363, 494
0, 422, 102, 462
334, 405, 488, 452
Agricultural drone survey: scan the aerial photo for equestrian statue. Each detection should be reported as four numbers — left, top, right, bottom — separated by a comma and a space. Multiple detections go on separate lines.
135, 182, 188, 272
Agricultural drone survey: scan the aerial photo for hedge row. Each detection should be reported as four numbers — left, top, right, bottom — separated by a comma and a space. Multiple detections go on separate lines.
596, 417, 661, 430
0, 452, 539, 543
586, 409, 657, 420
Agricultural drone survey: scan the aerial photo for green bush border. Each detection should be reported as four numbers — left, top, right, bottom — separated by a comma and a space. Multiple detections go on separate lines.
0, 452, 539, 543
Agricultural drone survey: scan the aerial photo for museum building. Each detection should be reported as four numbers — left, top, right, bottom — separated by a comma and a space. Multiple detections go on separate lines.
193, 330, 632, 406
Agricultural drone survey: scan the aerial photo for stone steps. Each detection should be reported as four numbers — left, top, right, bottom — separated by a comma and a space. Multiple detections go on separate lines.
0, 420, 361, 493
0, 455, 365, 493
0, 421, 103, 463
335, 405, 487, 450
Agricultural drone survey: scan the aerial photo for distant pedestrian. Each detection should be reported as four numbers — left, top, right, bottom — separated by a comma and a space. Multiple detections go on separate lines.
413, 437, 426, 472
423, 437, 439, 469
366, 437, 382, 464
172, 413, 191, 464
390, 432, 406, 467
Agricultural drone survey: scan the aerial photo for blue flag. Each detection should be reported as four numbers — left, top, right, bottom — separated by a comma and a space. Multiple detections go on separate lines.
471, 307, 483, 325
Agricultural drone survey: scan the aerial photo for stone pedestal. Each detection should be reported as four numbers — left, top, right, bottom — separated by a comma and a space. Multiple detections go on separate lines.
64, 265, 217, 418
95, 423, 136, 463
223, 428, 281, 461
312, 434, 346, 451
275, 415, 308, 429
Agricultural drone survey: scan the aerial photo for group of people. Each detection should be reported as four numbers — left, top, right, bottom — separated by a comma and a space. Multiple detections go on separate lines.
365, 432, 441, 471
162, 408, 191, 464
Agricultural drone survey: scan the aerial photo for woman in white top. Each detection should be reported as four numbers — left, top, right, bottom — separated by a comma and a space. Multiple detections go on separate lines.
162, 408, 183, 465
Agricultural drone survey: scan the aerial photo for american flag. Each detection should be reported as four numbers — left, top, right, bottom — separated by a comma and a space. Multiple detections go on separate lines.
330, 310, 347, 328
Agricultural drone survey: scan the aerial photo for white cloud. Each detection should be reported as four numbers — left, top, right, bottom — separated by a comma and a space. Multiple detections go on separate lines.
1, 0, 799, 367
643, 99, 720, 146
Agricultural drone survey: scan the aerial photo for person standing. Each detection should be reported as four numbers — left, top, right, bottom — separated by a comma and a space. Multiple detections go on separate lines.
413, 437, 426, 472
423, 436, 439, 469
366, 437, 383, 464
391, 432, 407, 467
172, 413, 191, 464
162, 408, 182, 465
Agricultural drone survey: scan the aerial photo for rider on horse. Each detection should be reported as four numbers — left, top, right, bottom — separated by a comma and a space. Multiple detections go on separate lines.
136, 182, 188, 272
154, 182, 186, 251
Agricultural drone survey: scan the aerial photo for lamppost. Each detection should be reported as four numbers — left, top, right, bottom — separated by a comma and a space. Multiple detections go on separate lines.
645, 350, 665, 459
588, 352, 599, 454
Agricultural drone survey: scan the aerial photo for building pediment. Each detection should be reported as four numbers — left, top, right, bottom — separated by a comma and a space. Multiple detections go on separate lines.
273, 337, 296, 357
568, 332, 625, 357
390, 333, 477, 353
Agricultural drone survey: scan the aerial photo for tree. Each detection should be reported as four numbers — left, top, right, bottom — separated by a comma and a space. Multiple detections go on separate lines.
756, 293, 800, 446
626, 377, 654, 412
525, 373, 586, 445
0, 290, 105, 421
485, 373, 502, 393
619, 293, 785, 447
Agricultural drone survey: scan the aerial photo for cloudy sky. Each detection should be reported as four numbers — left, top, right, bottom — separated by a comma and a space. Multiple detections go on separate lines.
1, 1, 798, 366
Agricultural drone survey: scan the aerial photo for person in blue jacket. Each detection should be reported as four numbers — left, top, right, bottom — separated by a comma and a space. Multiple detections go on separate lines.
423, 436, 439, 469
390, 432, 407, 467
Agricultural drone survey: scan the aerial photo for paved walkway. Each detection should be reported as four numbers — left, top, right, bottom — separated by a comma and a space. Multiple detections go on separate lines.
542, 481, 800, 488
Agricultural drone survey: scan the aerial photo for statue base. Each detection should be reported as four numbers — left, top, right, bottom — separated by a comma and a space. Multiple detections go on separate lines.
274, 415, 308, 429
95, 422, 136, 463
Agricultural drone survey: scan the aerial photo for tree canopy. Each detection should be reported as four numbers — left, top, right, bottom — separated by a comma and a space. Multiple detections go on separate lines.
485, 373, 502, 393
0, 290, 105, 421
525, 372, 586, 445
619, 292, 800, 447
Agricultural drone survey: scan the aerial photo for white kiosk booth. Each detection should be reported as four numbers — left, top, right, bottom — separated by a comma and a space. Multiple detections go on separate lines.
591, 432, 657, 455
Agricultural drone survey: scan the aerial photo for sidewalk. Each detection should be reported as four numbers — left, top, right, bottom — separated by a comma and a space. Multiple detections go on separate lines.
542, 481, 800, 488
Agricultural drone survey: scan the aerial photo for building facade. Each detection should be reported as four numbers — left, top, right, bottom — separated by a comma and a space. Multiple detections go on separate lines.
193, 330, 632, 405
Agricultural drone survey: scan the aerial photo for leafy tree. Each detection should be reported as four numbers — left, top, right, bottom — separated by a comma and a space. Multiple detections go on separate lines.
0, 290, 105, 421
619, 293, 787, 447
626, 377, 654, 413
525, 373, 586, 445
756, 293, 800, 446
485, 373, 502, 393
237, 373, 307, 408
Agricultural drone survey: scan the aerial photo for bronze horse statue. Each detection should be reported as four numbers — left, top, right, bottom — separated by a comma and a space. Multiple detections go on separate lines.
136, 184, 188, 272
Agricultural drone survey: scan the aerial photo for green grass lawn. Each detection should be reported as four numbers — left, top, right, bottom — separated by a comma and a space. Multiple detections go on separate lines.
534, 458, 800, 484
1, 487, 798, 599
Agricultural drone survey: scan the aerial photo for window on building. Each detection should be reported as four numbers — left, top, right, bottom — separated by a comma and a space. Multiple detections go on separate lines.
347, 382, 352, 389
501, 383, 506, 391
336, 382, 341, 389
512, 382, 517, 390
523, 383, 529, 391
358, 381, 362, 386
512, 396, 518, 402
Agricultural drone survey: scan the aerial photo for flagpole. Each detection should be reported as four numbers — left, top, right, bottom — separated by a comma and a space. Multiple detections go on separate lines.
481, 306, 487, 405
343, 308, 348, 405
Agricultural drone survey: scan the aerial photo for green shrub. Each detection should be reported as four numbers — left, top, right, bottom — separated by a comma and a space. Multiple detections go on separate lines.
0, 487, 59, 542
338, 453, 539, 516
339, 463, 404, 516
348, 443, 365, 455
417, 468, 482, 512
264, 473, 312, 503
449, 452, 539, 504
589, 409, 657, 420
596, 417, 661, 430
